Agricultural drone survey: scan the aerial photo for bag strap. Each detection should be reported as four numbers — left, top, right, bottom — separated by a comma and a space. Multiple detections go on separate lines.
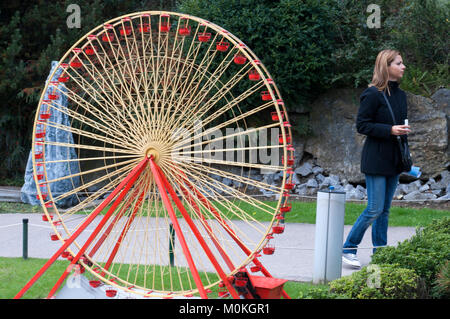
382, 91, 403, 143
381, 91, 397, 125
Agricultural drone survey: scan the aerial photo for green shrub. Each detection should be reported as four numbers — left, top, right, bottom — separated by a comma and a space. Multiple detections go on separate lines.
431, 261, 450, 299
329, 264, 419, 299
297, 285, 343, 299
371, 217, 450, 298
178, 0, 337, 111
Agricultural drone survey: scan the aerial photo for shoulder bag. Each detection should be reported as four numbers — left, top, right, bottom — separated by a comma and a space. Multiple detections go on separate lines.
382, 91, 413, 172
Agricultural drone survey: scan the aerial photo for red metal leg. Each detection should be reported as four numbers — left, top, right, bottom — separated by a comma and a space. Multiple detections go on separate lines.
13, 158, 149, 299
45, 158, 148, 298
149, 158, 208, 299
153, 163, 240, 299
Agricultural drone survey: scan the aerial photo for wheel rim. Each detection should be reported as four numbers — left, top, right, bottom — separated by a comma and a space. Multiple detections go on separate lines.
33, 11, 294, 298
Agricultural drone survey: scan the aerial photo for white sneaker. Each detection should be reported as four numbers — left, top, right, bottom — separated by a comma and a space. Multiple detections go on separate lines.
342, 253, 361, 268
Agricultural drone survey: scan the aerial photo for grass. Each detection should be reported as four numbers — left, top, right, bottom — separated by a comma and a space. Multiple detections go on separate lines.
1, 200, 448, 227
0, 257, 312, 299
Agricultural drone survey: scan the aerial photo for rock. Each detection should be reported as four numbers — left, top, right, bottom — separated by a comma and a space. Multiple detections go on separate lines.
403, 190, 437, 201
319, 175, 340, 190
306, 178, 318, 188
316, 173, 325, 184
406, 91, 448, 179
405, 180, 422, 193
431, 88, 450, 164
21, 61, 80, 208
343, 184, 355, 192
295, 183, 308, 196
429, 179, 446, 191
346, 187, 365, 200
437, 193, 450, 201
439, 170, 450, 187
302, 88, 366, 184
312, 166, 323, 175
356, 185, 366, 197
295, 162, 313, 177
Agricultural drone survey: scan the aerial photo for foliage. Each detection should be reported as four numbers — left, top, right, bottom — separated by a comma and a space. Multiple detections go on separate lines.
0, 0, 448, 178
177, 0, 337, 116
431, 260, 450, 299
328, 0, 449, 93
329, 264, 419, 299
371, 217, 450, 298
0, 0, 177, 180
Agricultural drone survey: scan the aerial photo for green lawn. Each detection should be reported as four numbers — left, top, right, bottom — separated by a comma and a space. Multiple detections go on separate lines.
0, 257, 312, 299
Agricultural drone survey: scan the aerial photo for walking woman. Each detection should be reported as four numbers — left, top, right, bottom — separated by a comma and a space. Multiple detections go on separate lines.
342, 49, 409, 268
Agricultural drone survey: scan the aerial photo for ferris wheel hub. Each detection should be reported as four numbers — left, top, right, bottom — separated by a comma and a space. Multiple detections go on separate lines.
145, 146, 161, 162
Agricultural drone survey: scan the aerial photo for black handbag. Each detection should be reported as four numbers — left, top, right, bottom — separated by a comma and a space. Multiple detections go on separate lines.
382, 91, 413, 172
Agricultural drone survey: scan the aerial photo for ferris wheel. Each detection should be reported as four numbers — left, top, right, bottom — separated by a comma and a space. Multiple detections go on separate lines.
15, 11, 294, 299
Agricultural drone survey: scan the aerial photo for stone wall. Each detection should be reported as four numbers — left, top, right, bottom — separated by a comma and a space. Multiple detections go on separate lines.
286, 87, 449, 201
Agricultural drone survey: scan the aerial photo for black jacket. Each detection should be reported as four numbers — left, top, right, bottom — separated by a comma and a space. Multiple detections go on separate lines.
357, 81, 408, 176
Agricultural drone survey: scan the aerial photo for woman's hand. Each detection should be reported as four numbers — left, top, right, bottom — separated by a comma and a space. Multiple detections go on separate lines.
391, 125, 410, 135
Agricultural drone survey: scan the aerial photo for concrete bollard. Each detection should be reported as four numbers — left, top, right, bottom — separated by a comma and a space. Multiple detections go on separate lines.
313, 187, 346, 284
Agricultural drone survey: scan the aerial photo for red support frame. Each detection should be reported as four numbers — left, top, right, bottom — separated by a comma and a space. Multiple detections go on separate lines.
148, 158, 208, 299
152, 162, 240, 299
45, 158, 148, 298
174, 169, 291, 299
13, 158, 149, 299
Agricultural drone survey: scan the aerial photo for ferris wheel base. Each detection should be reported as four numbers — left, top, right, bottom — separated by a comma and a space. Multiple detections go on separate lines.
53, 271, 287, 299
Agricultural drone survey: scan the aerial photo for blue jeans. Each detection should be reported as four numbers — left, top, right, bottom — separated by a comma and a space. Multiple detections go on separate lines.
343, 174, 399, 255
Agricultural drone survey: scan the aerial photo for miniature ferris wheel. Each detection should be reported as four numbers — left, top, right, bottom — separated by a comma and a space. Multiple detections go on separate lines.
15, 11, 294, 299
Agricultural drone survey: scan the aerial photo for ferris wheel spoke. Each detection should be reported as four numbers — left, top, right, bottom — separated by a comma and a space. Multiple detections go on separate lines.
63, 83, 139, 142
174, 159, 283, 195
165, 163, 270, 238
149, 157, 209, 298
42, 140, 139, 155
41, 157, 138, 187
180, 62, 254, 126
67, 64, 138, 128
171, 161, 277, 219
49, 160, 139, 216
46, 99, 136, 146
198, 80, 265, 127
107, 26, 149, 128
166, 51, 235, 131
162, 24, 203, 115
166, 167, 263, 262
169, 100, 275, 151
84, 35, 148, 138
173, 122, 280, 156
38, 119, 136, 152
163, 34, 220, 129
173, 154, 283, 173
166, 171, 254, 263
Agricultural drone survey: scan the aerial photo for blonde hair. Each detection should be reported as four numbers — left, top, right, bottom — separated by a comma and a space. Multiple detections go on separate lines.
368, 49, 401, 95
